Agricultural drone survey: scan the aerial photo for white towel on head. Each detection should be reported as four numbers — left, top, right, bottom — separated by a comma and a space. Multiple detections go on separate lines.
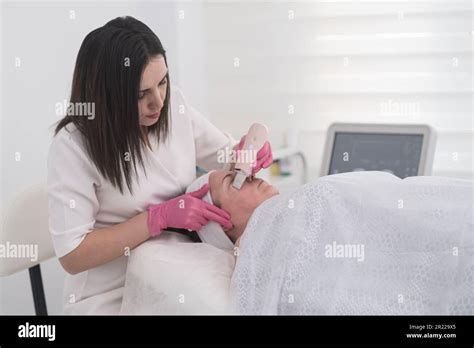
186, 171, 235, 251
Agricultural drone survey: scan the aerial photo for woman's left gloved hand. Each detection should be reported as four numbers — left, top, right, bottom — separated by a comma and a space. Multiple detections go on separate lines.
235, 135, 273, 175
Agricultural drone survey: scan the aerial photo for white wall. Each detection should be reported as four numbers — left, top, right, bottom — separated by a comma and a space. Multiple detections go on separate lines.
200, 0, 473, 179
1, 0, 472, 315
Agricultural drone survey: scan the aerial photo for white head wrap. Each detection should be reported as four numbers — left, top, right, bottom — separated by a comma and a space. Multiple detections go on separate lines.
186, 171, 235, 251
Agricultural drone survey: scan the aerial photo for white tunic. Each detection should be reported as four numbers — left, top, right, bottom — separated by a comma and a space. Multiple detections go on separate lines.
47, 86, 236, 314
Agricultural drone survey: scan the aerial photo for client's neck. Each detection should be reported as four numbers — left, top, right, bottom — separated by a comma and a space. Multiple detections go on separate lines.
226, 221, 246, 244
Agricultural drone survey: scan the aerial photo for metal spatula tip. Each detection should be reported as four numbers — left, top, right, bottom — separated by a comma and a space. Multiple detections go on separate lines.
232, 172, 246, 190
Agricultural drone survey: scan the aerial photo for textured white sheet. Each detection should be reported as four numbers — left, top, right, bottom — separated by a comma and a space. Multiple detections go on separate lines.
231, 171, 474, 315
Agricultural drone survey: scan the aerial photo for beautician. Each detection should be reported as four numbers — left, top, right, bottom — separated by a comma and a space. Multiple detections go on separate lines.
47, 16, 273, 314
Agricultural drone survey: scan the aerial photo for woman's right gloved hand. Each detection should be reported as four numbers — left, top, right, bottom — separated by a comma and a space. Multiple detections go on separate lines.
147, 184, 233, 237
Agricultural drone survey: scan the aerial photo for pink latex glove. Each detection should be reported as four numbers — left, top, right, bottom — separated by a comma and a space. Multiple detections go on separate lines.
235, 136, 273, 175
147, 184, 232, 237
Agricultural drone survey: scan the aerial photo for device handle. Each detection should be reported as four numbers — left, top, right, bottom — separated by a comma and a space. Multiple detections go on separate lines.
235, 123, 269, 175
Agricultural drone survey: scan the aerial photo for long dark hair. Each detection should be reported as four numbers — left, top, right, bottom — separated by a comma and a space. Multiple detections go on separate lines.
54, 16, 171, 195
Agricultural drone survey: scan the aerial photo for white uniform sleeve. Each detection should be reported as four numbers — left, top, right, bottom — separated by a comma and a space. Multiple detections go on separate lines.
174, 87, 238, 171
47, 130, 101, 258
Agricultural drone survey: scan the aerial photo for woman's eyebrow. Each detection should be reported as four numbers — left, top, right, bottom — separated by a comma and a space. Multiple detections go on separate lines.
159, 71, 168, 82
139, 70, 168, 92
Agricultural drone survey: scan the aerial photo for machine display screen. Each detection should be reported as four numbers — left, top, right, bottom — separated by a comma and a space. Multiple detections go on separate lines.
328, 132, 424, 179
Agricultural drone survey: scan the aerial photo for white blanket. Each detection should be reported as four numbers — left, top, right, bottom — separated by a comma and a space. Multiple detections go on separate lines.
120, 231, 236, 315
231, 171, 474, 315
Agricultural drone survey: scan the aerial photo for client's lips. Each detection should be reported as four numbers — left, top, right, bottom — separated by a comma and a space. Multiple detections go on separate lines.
146, 112, 160, 119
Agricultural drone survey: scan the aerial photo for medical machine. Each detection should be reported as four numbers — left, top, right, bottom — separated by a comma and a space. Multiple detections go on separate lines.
232, 123, 269, 189
320, 123, 436, 179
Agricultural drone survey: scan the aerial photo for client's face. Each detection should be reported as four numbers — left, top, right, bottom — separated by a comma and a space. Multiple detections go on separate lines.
208, 170, 279, 242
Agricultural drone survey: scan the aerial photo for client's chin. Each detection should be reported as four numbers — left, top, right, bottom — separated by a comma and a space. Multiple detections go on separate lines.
226, 187, 280, 246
